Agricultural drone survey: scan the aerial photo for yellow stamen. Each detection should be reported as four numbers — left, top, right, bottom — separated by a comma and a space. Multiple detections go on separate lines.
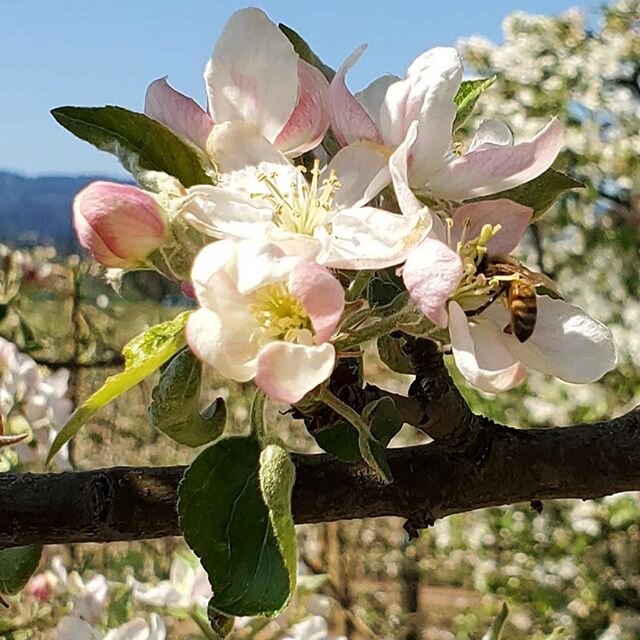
249, 282, 311, 342
255, 159, 341, 236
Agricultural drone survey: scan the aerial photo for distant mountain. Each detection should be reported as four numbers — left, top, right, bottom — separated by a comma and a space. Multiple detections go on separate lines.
0, 170, 122, 251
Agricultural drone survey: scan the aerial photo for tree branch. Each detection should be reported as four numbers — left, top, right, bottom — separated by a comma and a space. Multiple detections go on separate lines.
1, 406, 639, 548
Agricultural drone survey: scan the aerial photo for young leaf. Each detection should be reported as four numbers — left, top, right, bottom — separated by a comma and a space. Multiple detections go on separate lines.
149, 349, 226, 447
47, 312, 190, 463
51, 106, 214, 187
377, 334, 414, 375
367, 267, 405, 309
179, 436, 297, 617
473, 168, 584, 220
0, 545, 42, 596
453, 76, 496, 131
278, 24, 335, 81
314, 396, 403, 476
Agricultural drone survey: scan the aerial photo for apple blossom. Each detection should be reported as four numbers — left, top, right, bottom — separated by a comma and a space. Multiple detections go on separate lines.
70, 573, 109, 624
402, 199, 617, 391
145, 8, 329, 157
55, 614, 166, 640
130, 553, 211, 611
0, 337, 72, 467
73, 182, 168, 269
329, 44, 564, 201
283, 616, 346, 640
181, 121, 431, 269
26, 571, 56, 603
186, 239, 345, 404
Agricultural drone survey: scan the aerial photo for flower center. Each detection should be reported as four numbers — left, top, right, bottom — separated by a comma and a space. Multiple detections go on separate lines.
249, 283, 312, 343
256, 159, 341, 236
446, 219, 507, 308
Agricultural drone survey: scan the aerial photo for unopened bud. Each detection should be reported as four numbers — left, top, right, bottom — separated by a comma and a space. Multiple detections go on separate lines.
73, 182, 168, 268
27, 572, 56, 603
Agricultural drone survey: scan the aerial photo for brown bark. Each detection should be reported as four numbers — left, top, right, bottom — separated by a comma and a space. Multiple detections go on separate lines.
1, 406, 639, 548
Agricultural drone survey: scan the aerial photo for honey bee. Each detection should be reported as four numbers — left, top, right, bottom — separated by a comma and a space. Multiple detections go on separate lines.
475, 256, 561, 343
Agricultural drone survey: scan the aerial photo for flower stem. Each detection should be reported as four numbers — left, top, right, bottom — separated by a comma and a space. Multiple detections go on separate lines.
335, 306, 416, 350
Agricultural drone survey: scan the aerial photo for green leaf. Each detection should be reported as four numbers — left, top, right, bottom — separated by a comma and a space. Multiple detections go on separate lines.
51, 106, 214, 187
377, 334, 414, 375
367, 267, 405, 309
453, 76, 496, 131
314, 397, 403, 475
149, 349, 226, 447
47, 312, 190, 463
473, 168, 584, 220
482, 603, 509, 640
278, 24, 335, 81
0, 545, 42, 595
179, 436, 297, 617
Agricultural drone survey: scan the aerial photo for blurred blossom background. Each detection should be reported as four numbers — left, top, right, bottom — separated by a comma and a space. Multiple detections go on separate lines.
1, 1, 639, 638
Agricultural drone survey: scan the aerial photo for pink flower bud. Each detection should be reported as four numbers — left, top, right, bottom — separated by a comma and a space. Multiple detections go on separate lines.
27, 573, 55, 603
73, 182, 168, 268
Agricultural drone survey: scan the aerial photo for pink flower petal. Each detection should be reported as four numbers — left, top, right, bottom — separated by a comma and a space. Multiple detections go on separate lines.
145, 77, 214, 150
73, 182, 167, 267
450, 199, 533, 256
274, 60, 330, 156
205, 8, 298, 142
288, 262, 345, 343
256, 342, 335, 404
427, 118, 565, 200
328, 45, 383, 146
449, 302, 527, 393
403, 238, 463, 327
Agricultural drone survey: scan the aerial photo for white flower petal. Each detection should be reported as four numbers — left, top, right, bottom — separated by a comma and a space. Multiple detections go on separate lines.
256, 342, 335, 404
506, 296, 617, 383
389, 122, 426, 216
449, 302, 527, 392
187, 309, 258, 382
206, 121, 292, 175
356, 74, 400, 129
320, 207, 430, 270
205, 8, 298, 142
468, 119, 513, 152
328, 141, 390, 209
182, 185, 273, 239
233, 240, 301, 294
55, 616, 101, 640
381, 47, 462, 183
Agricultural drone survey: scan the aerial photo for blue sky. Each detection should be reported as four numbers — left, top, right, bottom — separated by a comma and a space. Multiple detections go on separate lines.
2, 0, 590, 177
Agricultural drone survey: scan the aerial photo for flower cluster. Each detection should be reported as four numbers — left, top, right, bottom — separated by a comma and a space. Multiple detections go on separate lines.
0, 337, 72, 468
71, 7, 616, 402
